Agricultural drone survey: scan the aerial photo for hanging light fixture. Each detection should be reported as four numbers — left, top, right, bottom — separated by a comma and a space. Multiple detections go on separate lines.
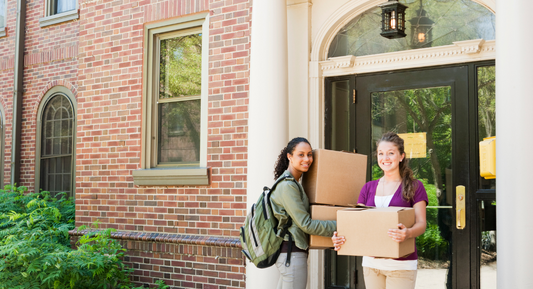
408, 0, 434, 48
379, 0, 408, 39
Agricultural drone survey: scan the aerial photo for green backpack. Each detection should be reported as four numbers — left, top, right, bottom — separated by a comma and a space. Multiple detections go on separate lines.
239, 175, 298, 268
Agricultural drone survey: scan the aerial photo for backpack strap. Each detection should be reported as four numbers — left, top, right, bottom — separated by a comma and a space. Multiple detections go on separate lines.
286, 232, 293, 267
271, 173, 303, 268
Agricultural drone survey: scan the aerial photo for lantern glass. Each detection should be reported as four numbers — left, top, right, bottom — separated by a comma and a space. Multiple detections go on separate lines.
408, 0, 434, 48
380, 1, 408, 39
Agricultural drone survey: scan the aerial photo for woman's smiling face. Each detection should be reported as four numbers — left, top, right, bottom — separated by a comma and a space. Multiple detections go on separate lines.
377, 141, 404, 174
287, 142, 313, 173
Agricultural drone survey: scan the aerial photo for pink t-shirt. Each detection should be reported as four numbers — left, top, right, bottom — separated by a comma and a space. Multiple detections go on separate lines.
357, 179, 428, 261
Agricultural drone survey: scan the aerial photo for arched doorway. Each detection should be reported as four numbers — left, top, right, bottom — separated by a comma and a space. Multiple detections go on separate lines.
319, 1, 496, 288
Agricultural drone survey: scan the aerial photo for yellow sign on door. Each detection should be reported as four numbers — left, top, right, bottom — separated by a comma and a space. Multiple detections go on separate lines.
397, 133, 427, 158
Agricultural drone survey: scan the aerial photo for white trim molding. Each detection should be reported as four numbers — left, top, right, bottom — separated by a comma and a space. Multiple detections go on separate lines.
454, 39, 486, 54
39, 9, 79, 28
319, 39, 495, 77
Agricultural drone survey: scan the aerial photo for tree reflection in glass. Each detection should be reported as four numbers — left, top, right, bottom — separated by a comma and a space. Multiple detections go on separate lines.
157, 32, 202, 165
329, 0, 495, 58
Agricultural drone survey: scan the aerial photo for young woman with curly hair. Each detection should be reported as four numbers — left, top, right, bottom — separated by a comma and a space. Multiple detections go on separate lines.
270, 137, 337, 289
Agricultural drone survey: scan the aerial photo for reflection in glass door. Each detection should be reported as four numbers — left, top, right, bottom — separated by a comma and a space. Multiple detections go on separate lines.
371, 86, 454, 288
476, 65, 496, 289
324, 76, 357, 289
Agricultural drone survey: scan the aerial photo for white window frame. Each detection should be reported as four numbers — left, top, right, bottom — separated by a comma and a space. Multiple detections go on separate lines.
0, 0, 6, 37
39, 0, 79, 28
133, 13, 209, 186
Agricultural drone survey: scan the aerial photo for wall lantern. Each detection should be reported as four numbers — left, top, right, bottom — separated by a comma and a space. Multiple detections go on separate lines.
379, 0, 408, 39
408, 0, 434, 48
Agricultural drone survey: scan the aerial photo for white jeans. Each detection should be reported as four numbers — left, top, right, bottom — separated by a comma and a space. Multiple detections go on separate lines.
275, 252, 308, 289
363, 267, 418, 289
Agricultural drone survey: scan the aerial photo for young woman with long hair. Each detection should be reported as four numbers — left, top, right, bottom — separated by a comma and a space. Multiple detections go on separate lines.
332, 132, 428, 289
270, 137, 337, 289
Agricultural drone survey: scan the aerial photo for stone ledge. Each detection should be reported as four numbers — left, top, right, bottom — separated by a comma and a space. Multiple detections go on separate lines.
69, 229, 241, 249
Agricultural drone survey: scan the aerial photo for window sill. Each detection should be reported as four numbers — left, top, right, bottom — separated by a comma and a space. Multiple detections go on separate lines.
0, 27, 5, 38
39, 9, 79, 28
132, 167, 210, 186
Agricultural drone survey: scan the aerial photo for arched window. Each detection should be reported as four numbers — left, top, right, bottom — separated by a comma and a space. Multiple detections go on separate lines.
36, 87, 76, 198
329, 0, 495, 58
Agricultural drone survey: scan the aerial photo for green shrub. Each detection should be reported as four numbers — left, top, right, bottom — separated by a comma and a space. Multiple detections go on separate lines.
416, 180, 449, 260
0, 185, 169, 289
416, 223, 448, 260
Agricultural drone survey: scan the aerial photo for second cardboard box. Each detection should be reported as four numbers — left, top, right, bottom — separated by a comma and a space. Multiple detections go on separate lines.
302, 149, 367, 207
309, 205, 350, 249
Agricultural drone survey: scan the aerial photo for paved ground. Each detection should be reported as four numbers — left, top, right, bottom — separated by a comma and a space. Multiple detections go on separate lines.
416, 263, 496, 289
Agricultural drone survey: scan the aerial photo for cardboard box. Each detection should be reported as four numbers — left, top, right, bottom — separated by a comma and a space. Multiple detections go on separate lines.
302, 149, 367, 206
309, 205, 350, 249
337, 207, 416, 258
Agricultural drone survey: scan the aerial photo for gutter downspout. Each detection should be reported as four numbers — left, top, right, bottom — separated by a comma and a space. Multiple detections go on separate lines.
11, 0, 26, 186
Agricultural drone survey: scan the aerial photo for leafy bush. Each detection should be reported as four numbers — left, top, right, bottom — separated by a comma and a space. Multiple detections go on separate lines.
0, 185, 169, 289
416, 223, 448, 260
416, 180, 449, 260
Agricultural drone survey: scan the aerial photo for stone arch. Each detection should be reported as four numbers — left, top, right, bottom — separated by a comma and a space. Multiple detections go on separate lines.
33, 79, 78, 117
311, 0, 496, 62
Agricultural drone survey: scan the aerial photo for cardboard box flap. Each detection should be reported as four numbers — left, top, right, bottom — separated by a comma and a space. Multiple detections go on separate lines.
366, 207, 410, 212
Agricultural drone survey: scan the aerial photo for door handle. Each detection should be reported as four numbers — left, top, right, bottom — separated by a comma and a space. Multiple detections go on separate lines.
456, 185, 466, 229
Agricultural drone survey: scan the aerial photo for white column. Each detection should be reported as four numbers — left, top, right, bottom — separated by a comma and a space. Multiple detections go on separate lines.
496, 1, 533, 288
287, 0, 311, 139
247, 0, 288, 288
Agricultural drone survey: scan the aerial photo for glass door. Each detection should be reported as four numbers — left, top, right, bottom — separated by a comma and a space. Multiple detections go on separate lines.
356, 66, 470, 289
473, 65, 496, 289
325, 62, 495, 289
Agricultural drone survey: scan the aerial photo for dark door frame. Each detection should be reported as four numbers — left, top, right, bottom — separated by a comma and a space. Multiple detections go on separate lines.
324, 61, 496, 289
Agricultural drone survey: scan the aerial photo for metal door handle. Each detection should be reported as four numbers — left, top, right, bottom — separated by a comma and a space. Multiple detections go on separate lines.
456, 185, 466, 229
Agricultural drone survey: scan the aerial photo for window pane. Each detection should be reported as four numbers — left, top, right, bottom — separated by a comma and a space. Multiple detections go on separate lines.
44, 122, 52, 156
329, 0, 495, 58
158, 100, 201, 164
159, 33, 202, 99
478, 65, 496, 190
54, 0, 76, 14
0, 0, 5, 28
329, 80, 351, 151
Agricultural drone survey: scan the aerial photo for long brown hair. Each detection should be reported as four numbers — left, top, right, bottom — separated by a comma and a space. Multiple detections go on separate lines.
378, 132, 418, 202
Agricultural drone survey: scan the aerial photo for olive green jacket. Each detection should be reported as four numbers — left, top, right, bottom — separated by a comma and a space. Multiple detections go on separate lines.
270, 170, 336, 250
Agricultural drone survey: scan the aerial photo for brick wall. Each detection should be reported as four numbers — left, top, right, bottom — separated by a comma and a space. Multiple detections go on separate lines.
70, 232, 245, 288
75, 0, 250, 237
0, 0, 79, 188
1, 0, 251, 286
74, 0, 251, 287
